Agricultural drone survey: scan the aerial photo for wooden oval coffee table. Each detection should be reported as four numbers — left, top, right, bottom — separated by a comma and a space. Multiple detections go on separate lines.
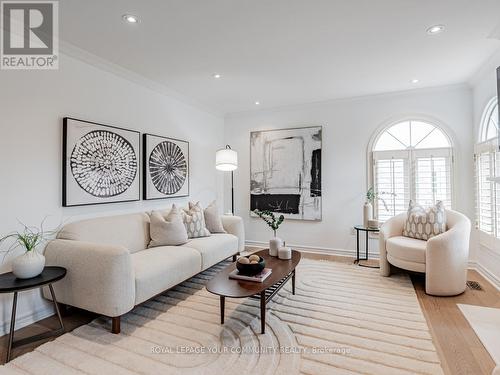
206, 249, 301, 334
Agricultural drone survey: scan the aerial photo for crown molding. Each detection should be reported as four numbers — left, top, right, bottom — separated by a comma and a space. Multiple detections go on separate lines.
226, 83, 470, 118
59, 40, 223, 118
467, 46, 500, 88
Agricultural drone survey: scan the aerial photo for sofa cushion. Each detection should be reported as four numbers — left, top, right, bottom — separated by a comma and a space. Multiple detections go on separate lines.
183, 202, 211, 238
185, 234, 238, 269
58, 213, 150, 253
131, 246, 201, 304
204, 201, 226, 233
386, 236, 426, 264
149, 205, 188, 247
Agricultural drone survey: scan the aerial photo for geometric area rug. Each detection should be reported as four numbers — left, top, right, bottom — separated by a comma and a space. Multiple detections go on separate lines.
0, 259, 443, 374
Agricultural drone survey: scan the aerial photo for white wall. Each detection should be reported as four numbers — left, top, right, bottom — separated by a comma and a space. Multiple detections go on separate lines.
0, 52, 224, 334
470, 49, 500, 288
225, 85, 475, 257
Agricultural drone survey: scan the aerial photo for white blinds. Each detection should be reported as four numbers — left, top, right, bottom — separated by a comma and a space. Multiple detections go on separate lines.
373, 148, 453, 221
476, 151, 494, 234
475, 140, 500, 237
414, 148, 453, 209
373, 150, 410, 222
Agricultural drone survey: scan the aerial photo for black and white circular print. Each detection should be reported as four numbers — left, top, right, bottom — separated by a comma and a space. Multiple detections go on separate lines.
70, 130, 138, 198
149, 141, 187, 195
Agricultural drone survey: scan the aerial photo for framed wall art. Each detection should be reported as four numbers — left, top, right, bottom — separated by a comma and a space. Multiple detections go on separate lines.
250, 126, 322, 221
143, 133, 189, 200
62, 117, 140, 207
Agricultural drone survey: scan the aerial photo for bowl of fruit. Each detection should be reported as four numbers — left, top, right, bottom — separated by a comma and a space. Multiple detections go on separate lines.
236, 254, 266, 276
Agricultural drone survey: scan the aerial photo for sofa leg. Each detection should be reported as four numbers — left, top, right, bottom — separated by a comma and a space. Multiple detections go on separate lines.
111, 316, 120, 334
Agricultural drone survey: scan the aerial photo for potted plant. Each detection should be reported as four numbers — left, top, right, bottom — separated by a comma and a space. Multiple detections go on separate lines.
1, 220, 56, 279
253, 209, 284, 256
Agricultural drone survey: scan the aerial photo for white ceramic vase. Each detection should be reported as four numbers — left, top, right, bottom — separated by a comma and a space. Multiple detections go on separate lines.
12, 251, 45, 279
269, 236, 283, 257
363, 201, 373, 228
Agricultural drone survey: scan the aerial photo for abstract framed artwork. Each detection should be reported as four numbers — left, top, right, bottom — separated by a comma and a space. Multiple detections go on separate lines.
143, 133, 189, 200
63, 117, 140, 207
250, 126, 322, 221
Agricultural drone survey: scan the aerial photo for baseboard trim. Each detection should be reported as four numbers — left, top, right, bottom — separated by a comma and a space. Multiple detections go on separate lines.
0, 305, 55, 337
468, 261, 500, 291
245, 240, 380, 259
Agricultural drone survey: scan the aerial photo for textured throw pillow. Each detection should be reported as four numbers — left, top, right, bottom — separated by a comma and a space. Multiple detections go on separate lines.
182, 202, 211, 238
402, 200, 446, 240
204, 201, 226, 233
148, 205, 188, 247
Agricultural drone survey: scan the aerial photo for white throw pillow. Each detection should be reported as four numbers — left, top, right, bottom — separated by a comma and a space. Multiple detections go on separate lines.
148, 205, 188, 247
204, 201, 226, 233
183, 202, 211, 238
402, 200, 446, 241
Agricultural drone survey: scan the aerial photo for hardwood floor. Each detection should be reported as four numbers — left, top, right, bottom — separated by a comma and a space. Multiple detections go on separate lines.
0, 253, 498, 374
0, 306, 96, 365
411, 269, 500, 375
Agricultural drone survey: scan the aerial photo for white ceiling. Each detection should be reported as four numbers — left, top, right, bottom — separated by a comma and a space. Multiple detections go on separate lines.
60, 0, 500, 115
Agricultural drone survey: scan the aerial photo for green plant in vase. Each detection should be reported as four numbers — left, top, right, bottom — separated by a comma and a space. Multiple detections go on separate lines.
253, 209, 285, 256
364, 187, 396, 227
1, 219, 57, 279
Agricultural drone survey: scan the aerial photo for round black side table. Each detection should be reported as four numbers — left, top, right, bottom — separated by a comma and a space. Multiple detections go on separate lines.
354, 225, 380, 268
0, 266, 67, 363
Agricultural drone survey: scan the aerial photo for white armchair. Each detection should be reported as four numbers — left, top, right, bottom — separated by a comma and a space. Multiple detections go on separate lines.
379, 209, 471, 296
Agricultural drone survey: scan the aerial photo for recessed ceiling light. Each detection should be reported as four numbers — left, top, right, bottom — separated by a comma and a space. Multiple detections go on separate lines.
122, 14, 140, 23
213, 73, 221, 79
426, 25, 445, 35
255, 101, 260, 105
411, 79, 419, 84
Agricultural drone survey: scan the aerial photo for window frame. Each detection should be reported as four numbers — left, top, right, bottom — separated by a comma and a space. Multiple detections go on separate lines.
475, 96, 500, 249
367, 117, 455, 221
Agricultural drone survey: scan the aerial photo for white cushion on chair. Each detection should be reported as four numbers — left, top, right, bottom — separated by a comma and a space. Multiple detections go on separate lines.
386, 236, 426, 264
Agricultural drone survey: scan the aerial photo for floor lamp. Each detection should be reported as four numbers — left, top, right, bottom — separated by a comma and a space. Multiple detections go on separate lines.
215, 145, 238, 215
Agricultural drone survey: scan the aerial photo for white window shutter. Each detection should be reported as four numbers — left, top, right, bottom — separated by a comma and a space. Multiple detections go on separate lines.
413, 148, 453, 209
475, 142, 495, 236
373, 150, 410, 222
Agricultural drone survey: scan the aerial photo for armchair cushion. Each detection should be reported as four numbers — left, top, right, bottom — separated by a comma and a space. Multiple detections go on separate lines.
386, 236, 426, 264
402, 200, 446, 240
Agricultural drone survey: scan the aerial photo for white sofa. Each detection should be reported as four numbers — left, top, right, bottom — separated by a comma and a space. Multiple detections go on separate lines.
379, 209, 471, 296
42, 210, 245, 333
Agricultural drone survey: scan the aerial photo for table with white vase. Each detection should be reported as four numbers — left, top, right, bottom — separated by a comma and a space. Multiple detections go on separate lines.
0, 266, 66, 362
353, 225, 380, 268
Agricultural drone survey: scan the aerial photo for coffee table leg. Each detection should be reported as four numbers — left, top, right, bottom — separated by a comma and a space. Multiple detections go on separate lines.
220, 296, 225, 324
260, 291, 266, 334
6, 291, 18, 363
292, 271, 296, 295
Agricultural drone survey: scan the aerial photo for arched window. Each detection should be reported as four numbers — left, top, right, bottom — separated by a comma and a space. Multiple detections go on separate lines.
371, 120, 453, 221
479, 98, 499, 142
475, 97, 499, 237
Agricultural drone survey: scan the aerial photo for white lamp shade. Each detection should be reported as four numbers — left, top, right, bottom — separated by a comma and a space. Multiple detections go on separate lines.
216, 148, 238, 171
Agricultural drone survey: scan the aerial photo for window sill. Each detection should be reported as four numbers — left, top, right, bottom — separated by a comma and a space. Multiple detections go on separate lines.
478, 230, 500, 252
